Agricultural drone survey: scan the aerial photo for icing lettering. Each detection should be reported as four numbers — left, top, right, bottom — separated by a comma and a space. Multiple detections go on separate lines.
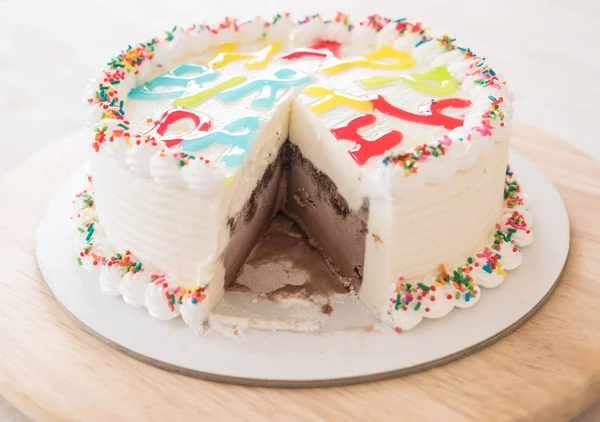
173, 76, 247, 107
218, 68, 312, 108
303, 85, 374, 114
179, 116, 261, 167
304, 85, 470, 130
312, 40, 342, 57
320, 46, 415, 74
330, 114, 403, 166
359, 66, 459, 96
281, 40, 342, 60
209, 42, 282, 69
144, 108, 212, 148
372, 96, 470, 130
128, 64, 217, 100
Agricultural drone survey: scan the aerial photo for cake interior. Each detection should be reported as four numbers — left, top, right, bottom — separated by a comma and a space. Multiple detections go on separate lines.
222, 140, 369, 295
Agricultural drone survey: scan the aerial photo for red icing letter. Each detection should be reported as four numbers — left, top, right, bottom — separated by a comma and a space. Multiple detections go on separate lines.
330, 114, 403, 166
144, 108, 212, 148
281, 39, 342, 60
311, 40, 341, 57
372, 96, 471, 130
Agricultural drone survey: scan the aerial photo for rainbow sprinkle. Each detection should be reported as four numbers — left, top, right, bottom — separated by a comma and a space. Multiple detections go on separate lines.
359, 14, 392, 31
382, 141, 449, 176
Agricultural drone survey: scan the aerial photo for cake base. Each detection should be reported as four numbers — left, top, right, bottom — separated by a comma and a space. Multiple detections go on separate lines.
36, 151, 569, 386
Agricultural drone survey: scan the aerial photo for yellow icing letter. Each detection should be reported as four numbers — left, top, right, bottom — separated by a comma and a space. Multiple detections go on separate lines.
173, 76, 247, 107
209, 42, 282, 70
303, 85, 374, 114
359, 66, 458, 96
320, 46, 415, 74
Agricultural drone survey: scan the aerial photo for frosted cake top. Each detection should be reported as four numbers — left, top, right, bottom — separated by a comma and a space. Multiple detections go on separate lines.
86, 13, 512, 199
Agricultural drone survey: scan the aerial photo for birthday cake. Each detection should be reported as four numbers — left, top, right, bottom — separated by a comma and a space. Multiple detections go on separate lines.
77, 13, 533, 334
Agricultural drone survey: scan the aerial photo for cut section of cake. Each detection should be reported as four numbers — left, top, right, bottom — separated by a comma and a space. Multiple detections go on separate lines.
78, 13, 532, 334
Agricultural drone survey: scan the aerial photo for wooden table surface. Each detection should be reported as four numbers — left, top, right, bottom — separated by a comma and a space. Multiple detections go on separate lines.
0, 123, 599, 421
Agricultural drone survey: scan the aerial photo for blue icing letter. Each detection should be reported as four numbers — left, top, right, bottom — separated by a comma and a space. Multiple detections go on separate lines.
179, 116, 261, 167
217, 68, 311, 108
128, 64, 218, 100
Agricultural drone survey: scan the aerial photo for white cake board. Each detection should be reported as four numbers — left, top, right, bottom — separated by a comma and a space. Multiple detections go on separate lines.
35, 151, 569, 387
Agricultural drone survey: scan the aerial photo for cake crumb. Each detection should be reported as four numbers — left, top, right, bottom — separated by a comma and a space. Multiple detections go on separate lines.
372, 233, 383, 247
321, 303, 334, 315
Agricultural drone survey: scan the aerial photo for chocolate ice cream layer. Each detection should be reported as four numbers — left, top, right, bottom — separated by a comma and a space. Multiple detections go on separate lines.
222, 141, 369, 291
284, 144, 369, 290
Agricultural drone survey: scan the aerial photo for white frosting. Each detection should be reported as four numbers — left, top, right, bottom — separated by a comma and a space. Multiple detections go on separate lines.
502, 209, 534, 247
180, 294, 212, 334
390, 306, 422, 331
144, 280, 181, 321
75, 250, 96, 272
72, 200, 112, 271
411, 40, 444, 64
392, 33, 423, 51
120, 270, 149, 307
376, 22, 401, 47
149, 152, 186, 185
196, 254, 217, 287
453, 287, 481, 309
388, 278, 474, 331
387, 280, 483, 331
125, 141, 158, 173
511, 205, 534, 226
99, 264, 123, 296
424, 283, 459, 318
471, 264, 506, 289
181, 160, 226, 195
497, 241, 523, 271
511, 228, 533, 247
71, 196, 97, 225
294, 19, 355, 47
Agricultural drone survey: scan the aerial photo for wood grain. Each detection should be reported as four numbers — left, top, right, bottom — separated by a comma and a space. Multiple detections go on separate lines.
1, 123, 599, 422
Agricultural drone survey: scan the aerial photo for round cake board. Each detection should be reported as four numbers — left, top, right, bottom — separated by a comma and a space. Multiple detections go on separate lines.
35, 145, 568, 386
